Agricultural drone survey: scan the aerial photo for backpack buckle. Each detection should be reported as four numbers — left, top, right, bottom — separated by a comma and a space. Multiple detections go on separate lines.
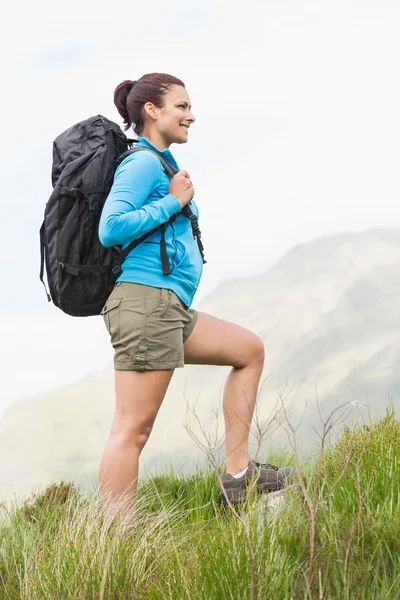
64, 187, 79, 198
112, 265, 123, 277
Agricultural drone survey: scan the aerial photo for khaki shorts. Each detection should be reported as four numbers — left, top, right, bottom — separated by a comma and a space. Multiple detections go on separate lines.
101, 282, 198, 371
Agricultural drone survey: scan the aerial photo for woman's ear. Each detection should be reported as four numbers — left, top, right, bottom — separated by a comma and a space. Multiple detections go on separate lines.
143, 102, 158, 121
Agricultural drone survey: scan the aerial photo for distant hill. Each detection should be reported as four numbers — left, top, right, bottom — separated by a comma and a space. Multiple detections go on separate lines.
1, 229, 399, 502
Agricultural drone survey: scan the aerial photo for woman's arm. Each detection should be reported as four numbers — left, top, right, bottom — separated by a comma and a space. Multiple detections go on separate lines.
98, 151, 181, 248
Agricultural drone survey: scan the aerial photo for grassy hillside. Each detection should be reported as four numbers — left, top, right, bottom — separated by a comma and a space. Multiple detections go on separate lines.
1, 228, 400, 502
1, 409, 399, 599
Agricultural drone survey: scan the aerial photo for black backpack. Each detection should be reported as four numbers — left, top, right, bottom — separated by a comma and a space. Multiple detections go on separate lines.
39, 115, 206, 317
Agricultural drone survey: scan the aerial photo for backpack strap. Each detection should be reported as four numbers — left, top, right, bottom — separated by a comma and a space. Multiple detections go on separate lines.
116, 147, 207, 275
59, 263, 111, 276
59, 186, 105, 197
115, 146, 177, 179
39, 221, 51, 302
181, 205, 207, 266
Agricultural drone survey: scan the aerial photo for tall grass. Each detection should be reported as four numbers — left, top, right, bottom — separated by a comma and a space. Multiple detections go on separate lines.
0, 409, 399, 599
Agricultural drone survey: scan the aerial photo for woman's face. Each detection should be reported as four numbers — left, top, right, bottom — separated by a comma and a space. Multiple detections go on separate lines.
144, 85, 196, 145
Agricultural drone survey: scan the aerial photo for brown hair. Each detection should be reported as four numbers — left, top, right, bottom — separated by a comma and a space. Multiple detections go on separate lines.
114, 72, 185, 134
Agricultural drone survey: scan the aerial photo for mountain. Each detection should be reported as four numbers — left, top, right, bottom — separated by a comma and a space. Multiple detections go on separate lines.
1, 229, 399, 502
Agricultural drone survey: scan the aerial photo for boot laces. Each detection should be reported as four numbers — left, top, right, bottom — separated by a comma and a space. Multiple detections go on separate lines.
254, 461, 279, 471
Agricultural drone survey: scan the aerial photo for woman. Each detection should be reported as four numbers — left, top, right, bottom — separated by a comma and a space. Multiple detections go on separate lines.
98, 73, 293, 516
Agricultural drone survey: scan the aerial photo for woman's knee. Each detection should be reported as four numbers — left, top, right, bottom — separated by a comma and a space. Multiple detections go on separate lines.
110, 419, 153, 452
235, 335, 265, 369
249, 336, 265, 366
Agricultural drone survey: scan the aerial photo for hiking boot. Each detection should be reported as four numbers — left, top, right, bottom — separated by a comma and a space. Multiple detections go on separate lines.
219, 460, 294, 505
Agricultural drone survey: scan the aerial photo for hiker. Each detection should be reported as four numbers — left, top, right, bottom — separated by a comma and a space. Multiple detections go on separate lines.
97, 73, 293, 516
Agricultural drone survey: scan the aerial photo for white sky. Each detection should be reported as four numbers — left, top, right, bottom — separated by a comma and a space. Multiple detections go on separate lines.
1, 0, 399, 418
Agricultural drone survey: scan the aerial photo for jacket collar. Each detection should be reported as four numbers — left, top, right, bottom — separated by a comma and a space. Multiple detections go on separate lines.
136, 136, 179, 169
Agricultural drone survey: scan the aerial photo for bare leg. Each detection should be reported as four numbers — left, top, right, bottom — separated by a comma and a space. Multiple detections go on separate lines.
223, 360, 265, 475
184, 311, 265, 475
99, 369, 174, 519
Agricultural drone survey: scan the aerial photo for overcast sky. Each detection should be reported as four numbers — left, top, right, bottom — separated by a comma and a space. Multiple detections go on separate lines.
1, 0, 399, 418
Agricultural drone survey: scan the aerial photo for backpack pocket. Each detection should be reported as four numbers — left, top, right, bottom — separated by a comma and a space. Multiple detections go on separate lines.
101, 297, 122, 342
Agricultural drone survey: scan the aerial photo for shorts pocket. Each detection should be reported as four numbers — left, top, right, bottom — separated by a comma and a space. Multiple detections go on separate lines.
160, 289, 172, 319
144, 286, 164, 317
101, 297, 122, 342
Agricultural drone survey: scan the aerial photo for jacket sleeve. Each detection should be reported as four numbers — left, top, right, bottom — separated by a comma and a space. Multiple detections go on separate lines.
98, 151, 181, 248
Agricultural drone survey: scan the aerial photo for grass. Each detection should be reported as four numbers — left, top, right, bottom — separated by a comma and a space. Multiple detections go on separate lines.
0, 408, 399, 599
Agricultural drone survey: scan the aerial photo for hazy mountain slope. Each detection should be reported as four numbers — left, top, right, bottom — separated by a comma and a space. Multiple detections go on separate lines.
1, 229, 399, 502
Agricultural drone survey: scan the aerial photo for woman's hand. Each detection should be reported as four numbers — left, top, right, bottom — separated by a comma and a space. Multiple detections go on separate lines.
169, 170, 194, 208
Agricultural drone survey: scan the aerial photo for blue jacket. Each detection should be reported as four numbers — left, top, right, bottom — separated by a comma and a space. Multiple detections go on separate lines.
98, 136, 204, 308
